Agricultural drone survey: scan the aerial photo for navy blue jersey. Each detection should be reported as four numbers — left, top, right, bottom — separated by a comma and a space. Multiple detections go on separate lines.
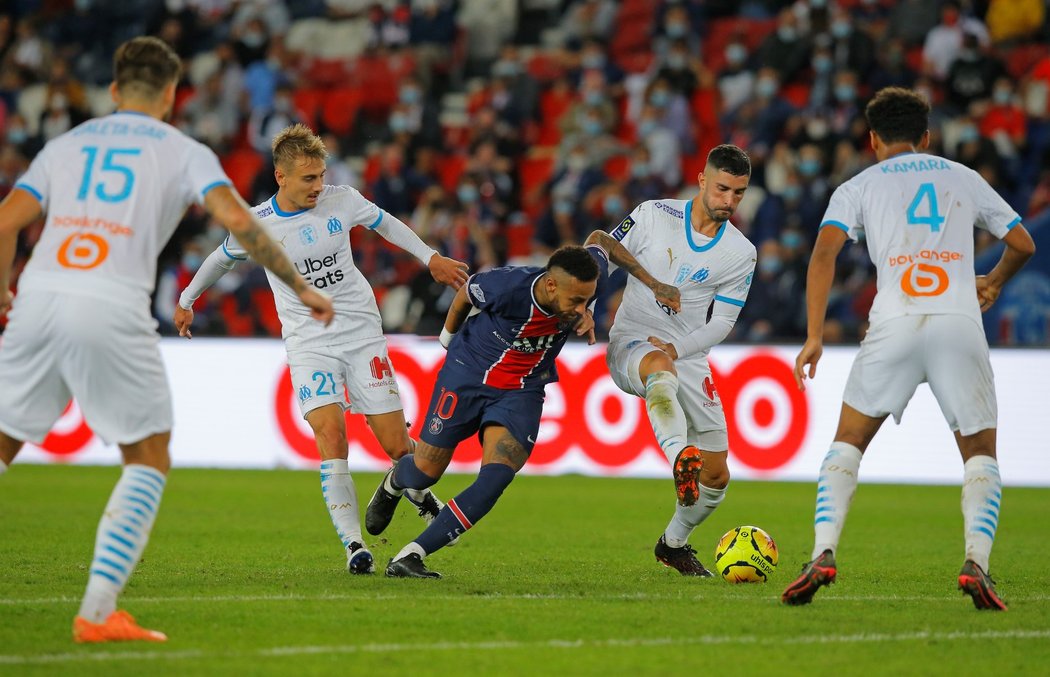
444, 245, 608, 390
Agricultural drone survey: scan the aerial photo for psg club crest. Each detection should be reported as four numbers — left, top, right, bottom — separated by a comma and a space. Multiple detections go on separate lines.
428, 417, 443, 435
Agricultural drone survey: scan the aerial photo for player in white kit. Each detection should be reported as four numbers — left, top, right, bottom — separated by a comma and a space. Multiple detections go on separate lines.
0, 38, 333, 642
175, 124, 469, 574
781, 87, 1035, 610
592, 144, 756, 576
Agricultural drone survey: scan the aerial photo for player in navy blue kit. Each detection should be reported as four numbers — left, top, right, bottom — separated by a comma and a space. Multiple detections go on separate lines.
368, 242, 680, 578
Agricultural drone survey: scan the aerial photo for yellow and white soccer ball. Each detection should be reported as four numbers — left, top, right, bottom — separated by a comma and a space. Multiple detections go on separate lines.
713, 525, 779, 583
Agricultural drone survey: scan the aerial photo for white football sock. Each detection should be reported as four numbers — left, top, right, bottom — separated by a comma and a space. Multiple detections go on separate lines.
812, 441, 862, 559
0, 459, 7, 475
78, 464, 166, 623
394, 541, 426, 562
319, 459, 363, 553
644, 371, 689, 464
962, 455, 1001, 571
664, 483, 727, 548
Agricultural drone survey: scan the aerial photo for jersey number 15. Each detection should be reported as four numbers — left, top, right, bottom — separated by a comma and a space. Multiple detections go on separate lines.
78, 146, 141, 203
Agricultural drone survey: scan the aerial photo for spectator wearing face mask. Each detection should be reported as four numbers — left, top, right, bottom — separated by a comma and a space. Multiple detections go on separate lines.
757, 8, 813, 85
826, 5, 875, 78
572, 38, 624, 92
980, 77, 1027, 157
624, 144, 667, 205
654, 4, 702, 61
533, 146, 605, 252
643, 75, 693, 154
655, 39, 700, 99
247, 81, 307, 155
869, 38, 917, 94
635, 104, 681, 189
718, 38, 755, 114
736, 239, 805, 341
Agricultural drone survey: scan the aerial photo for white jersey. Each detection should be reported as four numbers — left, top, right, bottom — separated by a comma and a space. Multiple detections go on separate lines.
224, 185, 391, 350
608, 198, 757, 357
14, 111, 230, 304
822, 152, 1020, 327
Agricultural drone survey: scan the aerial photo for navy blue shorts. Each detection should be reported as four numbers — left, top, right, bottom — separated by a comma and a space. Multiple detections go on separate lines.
420, 363, 545, 455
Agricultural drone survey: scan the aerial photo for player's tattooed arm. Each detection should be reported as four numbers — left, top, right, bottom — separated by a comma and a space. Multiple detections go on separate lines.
585, 230, 681, 313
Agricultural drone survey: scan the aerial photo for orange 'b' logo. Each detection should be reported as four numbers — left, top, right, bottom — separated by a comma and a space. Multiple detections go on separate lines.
901, 263, 949, 297
57, 233, 108, 270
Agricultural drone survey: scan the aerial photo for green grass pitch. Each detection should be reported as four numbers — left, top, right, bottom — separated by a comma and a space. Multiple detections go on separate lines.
1, 465, 1048, 675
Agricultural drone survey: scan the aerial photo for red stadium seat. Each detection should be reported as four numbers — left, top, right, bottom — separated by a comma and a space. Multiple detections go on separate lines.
436, 153, 468, 193
518, 155, 555, 218
218, 295, 254, 337
220, 148, 264, 200
604, 154, 630, 181
292, 88, 325, 131
321, 87, 362, 136
250, 288, 282, 337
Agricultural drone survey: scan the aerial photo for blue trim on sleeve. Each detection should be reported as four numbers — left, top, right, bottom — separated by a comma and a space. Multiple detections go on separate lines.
821, 220, 850, 233
1005, 217, 1021, 231
14, 183, 42, 202
221, 240, 247, 261
270, 195, 308, 218
367, 211, 384, 230
683, 200, 726, 252
714, 295, 745, 308
201, 180, 230, 198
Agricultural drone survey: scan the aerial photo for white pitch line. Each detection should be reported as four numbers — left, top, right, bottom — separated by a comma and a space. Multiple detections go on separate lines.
1, 591, 1049, 606
2, 630, 1049, 666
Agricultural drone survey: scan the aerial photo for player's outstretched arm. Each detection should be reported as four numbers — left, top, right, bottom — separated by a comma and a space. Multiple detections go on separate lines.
174, 246, 244, 339
373, 212, 469, 289
0, 188, 44, 315
585, 230, 680, 313
977, 224, 1036, 312
796, 226, 848, 391
203, 185, 333, 325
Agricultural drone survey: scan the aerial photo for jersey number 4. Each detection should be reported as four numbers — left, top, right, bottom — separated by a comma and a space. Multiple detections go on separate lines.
78, 146, 141, 203
906, 182, 946, 232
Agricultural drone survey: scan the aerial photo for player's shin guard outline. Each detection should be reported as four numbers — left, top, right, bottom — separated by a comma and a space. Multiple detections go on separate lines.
644, 371, 689, 464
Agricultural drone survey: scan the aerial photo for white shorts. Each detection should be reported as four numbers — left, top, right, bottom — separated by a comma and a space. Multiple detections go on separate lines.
0, 290, 173, 445
606, 338, 728, 451
288, 337, 403, 418
843, 314, 997, 435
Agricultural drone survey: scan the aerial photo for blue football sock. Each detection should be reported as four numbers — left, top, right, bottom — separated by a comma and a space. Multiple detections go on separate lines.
391, 454, 439, 491
414, 463, 515, 555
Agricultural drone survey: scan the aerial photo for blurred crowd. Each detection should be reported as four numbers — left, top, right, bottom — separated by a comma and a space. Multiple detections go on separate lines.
2, 0, 1049, 344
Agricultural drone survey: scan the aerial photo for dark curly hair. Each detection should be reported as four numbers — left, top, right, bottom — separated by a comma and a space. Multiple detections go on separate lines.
547, 246, 599, 282
865, 87, 930, 145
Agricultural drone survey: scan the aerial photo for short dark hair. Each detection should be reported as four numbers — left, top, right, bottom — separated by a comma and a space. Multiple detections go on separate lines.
865, 87, 930, 145
113, 36, 181, 99
707, 144, 751, 177
547, 245, 599, 282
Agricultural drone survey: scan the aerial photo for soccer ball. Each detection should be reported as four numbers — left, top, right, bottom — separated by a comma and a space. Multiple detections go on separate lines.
713, 525, 779, 583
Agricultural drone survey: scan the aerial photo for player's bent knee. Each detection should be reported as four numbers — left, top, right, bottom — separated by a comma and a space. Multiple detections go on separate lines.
120, 432, 172, 474
699, 450, 730, 489
639, 352, 676, 380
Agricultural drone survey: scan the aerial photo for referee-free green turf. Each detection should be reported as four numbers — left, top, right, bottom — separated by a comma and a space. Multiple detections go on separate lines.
1, 466, 1048, 676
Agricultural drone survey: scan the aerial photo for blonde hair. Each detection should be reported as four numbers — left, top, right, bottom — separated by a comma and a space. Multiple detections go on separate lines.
271, 123, 328, 170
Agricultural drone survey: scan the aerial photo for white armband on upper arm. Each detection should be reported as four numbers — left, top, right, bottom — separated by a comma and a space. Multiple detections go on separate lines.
178, 248, 241, 309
